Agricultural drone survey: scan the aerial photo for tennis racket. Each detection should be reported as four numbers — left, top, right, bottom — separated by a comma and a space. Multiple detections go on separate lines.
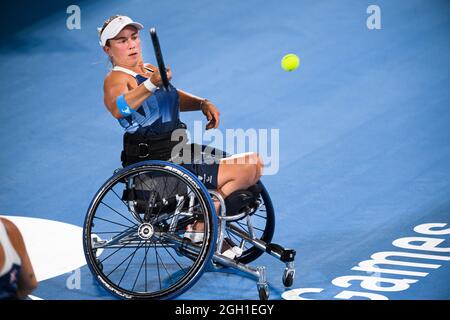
149, 27, 170, 91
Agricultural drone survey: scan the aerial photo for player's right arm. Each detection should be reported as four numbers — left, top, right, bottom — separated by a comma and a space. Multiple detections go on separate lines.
103, 72, 154, 119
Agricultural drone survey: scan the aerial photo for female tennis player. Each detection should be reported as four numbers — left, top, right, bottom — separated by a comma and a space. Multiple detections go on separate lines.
99, 15, 264, 257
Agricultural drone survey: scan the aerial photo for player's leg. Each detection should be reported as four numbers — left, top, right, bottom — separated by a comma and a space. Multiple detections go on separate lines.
187, 152, 264, 245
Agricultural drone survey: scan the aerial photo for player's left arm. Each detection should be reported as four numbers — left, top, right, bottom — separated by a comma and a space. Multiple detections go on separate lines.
177, 89, 220, 129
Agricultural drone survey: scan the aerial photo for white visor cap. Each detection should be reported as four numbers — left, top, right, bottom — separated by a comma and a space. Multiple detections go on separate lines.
99, 15, 144, 47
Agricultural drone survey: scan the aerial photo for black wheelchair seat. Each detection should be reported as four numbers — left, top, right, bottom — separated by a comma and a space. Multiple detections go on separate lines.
224, 183, 263, 216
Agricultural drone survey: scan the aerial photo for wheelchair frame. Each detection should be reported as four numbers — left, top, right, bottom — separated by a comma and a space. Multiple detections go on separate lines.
83, 160, 296, 300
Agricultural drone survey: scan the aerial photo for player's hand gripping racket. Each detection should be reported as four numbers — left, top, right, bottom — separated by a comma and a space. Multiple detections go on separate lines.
149, 27, 170, 91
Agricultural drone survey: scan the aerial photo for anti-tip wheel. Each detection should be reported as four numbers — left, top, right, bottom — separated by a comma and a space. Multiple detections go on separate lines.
258, 285, 270, 300
282, 269, 295, 287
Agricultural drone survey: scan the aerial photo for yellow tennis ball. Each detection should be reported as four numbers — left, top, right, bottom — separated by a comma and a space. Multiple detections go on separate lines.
281, 53, 300, 71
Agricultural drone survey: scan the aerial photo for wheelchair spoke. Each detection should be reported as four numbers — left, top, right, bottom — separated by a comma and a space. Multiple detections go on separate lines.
149, 201, 164, 224
226, 229, 243, 247
227, 228, 253, 250
227, 221, 263, 251
236, 220, 265, 233
153, 244, 175, 287
117, 240, 144, 286
143, 173, 170, 223
225, 225, 247, 247
106, 239, 145, 278
110, 186, 126, 205
254, 226, 265, 233
235, 221, 251, 233
161, 174, 170, 201
94, 215, 134, 229
253, 212, 267, 219
145, 241, 148, 292
135, 172, 160, 220
131, 241, 150, 292
99, 201, 137, 225
99, 237, 137, 264
153, 179, 185, 225
111, 185, 142, 220
255, 227, 265, 233
153, 242, 162, 290
136, 172, 159, 191
160, 242, 188, 275
164, 174, 184, 201
96, 225, 138, 248
136, 172, 159, 201
100, 200, 138, 226
91, 231, 125, 235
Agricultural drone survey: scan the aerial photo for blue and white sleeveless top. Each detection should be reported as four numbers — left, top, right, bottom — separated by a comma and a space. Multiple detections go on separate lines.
113, 65, 181, 135
0, 220, 21, 299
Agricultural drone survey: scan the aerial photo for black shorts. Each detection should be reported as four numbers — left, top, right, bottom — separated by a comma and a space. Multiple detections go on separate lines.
178, 143, 228, 190
180, 162, 219, 189
122, 140, 228, 190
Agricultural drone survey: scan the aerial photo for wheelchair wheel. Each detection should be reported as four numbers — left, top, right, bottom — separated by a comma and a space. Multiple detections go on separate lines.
225, 181, 275, 264
83, 161, 217, 299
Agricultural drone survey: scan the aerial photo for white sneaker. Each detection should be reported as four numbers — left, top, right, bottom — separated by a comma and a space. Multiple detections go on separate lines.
221, 246, 243, 259
221, 238, 243, 259
183, 224, 204, 243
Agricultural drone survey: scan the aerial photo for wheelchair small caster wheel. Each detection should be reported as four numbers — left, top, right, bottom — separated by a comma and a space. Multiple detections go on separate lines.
258, 284, 269, 300
283, 269, 295, 287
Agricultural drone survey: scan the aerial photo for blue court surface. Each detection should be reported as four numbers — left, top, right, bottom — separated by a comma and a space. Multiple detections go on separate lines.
1, 0, 449, 300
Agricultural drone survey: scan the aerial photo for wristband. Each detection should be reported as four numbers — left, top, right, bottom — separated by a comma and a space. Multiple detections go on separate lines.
143, 78, 159, 93
116, 94, 134, 117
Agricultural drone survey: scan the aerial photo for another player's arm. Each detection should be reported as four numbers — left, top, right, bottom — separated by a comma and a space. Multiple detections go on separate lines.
1, 218, 38, 299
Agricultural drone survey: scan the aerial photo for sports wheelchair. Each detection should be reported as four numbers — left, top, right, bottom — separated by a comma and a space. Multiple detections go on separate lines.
83, 159, 296, 300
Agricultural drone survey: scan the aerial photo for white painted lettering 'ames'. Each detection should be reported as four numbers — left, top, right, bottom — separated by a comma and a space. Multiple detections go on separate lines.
332, 275, 418, 292
283, 222, 450, 300
414, 223, 450, 236
281, 288, 324, 300
334, 290, 388, 300
393, 237, 450, 253
352, 250, 450, 278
